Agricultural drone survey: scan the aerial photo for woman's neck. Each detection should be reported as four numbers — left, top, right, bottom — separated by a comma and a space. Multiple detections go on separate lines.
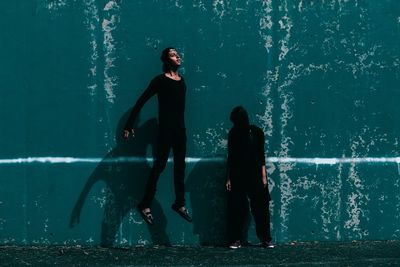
164, 70, 181, 81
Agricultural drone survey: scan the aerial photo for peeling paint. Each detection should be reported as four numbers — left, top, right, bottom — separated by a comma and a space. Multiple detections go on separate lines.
212, 0, 226, 19
343, 136, 369, 238
192, 0, 207, 11
258, 0, 273, 52
84, 0, 100, 96
257, 66, 278, 146
335, 162, 344, 240
193, 124, 228, 156
256, 83, 274, 138
278, 15, 292, 61
45, 0, 68, 11
102, 0, 120, 104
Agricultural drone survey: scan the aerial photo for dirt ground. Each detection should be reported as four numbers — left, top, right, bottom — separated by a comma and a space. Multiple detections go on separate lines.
1, 241, 399, 266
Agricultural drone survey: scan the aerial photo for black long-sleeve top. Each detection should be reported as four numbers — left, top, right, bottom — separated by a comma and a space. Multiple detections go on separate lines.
227, 125, 266, 181
125, 74, 186, 131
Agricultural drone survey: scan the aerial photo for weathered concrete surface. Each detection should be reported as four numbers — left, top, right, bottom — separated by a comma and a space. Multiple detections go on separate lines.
1, 0, 400, 245
1, 241, 400, 266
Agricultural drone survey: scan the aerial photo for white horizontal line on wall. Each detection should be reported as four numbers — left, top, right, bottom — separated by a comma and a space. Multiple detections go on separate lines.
0, 157, 400, 165
267, 157, 400, 165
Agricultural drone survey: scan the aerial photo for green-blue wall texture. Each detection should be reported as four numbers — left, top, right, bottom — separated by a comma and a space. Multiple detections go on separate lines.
0, 0, 399, 246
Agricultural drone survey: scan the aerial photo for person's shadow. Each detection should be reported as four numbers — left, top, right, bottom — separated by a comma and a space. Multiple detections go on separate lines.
186, 157, 251, 246
69, 111, 170, 247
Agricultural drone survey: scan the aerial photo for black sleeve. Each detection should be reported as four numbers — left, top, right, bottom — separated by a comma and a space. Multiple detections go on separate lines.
257, 128, 266, 166
124, 78, 158, 130
227, 131, 233, 168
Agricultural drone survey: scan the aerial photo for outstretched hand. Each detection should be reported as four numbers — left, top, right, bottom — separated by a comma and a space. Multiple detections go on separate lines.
123, 129, 135, 139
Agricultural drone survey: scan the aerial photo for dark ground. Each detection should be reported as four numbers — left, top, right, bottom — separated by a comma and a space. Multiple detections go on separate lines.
1, 241, 399, 266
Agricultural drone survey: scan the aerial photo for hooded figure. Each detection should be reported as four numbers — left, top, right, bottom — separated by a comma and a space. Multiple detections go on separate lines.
225, 106, 274, 249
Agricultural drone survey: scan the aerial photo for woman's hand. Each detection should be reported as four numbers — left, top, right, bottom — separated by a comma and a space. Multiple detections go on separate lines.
262, 165, 267, 188
262, 176, 267, 188
225, 179, 232, 191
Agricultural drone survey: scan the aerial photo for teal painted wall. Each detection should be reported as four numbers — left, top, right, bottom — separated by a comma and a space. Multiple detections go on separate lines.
0, 0, 399, 245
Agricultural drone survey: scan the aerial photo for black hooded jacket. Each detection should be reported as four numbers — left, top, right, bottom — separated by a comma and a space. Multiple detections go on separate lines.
227, 124, 266, 184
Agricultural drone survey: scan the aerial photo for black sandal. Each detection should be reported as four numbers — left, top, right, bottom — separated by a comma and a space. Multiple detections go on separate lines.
138, 207, 154, 225
171, 204, 192, 222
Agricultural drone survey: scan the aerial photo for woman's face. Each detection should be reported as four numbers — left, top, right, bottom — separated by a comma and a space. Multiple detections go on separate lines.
168, 49, 181, 66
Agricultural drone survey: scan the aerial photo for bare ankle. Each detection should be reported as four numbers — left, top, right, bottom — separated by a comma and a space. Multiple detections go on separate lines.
143, 208, 151, 213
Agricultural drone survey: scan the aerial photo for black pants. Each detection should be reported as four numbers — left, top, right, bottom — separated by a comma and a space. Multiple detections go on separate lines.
227, 183, 271, 243
139, 129, 186, 209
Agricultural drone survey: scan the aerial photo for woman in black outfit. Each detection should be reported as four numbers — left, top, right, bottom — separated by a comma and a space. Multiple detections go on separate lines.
124, 47, 192, 225
226, 106, 274, 249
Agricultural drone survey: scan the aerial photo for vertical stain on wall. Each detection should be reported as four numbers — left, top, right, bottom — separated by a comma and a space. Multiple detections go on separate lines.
84, 0, 100, 97
395, 175, 400, 238
344, 132, 370, 238
258, 0, 273, 52
276, 0, 295, 240
256, 75, 275, 140
344, 162, 366, 237
277, 14, 292, 61
334, 162, 344, 240
102, 0, 120, 104
257, 0, 275, 145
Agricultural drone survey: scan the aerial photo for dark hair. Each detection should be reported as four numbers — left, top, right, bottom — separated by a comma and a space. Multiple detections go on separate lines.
161, 47, 175, 72
230, 106, 250, 128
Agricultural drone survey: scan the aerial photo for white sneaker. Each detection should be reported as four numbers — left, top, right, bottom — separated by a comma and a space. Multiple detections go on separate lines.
262, 241, 275, 249
229, 240, 241, 249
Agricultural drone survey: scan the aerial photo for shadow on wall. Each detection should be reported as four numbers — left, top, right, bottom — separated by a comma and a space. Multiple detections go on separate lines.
186, 158, 252, 246
69, 110, 170, 247
186, 157, 230, 246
